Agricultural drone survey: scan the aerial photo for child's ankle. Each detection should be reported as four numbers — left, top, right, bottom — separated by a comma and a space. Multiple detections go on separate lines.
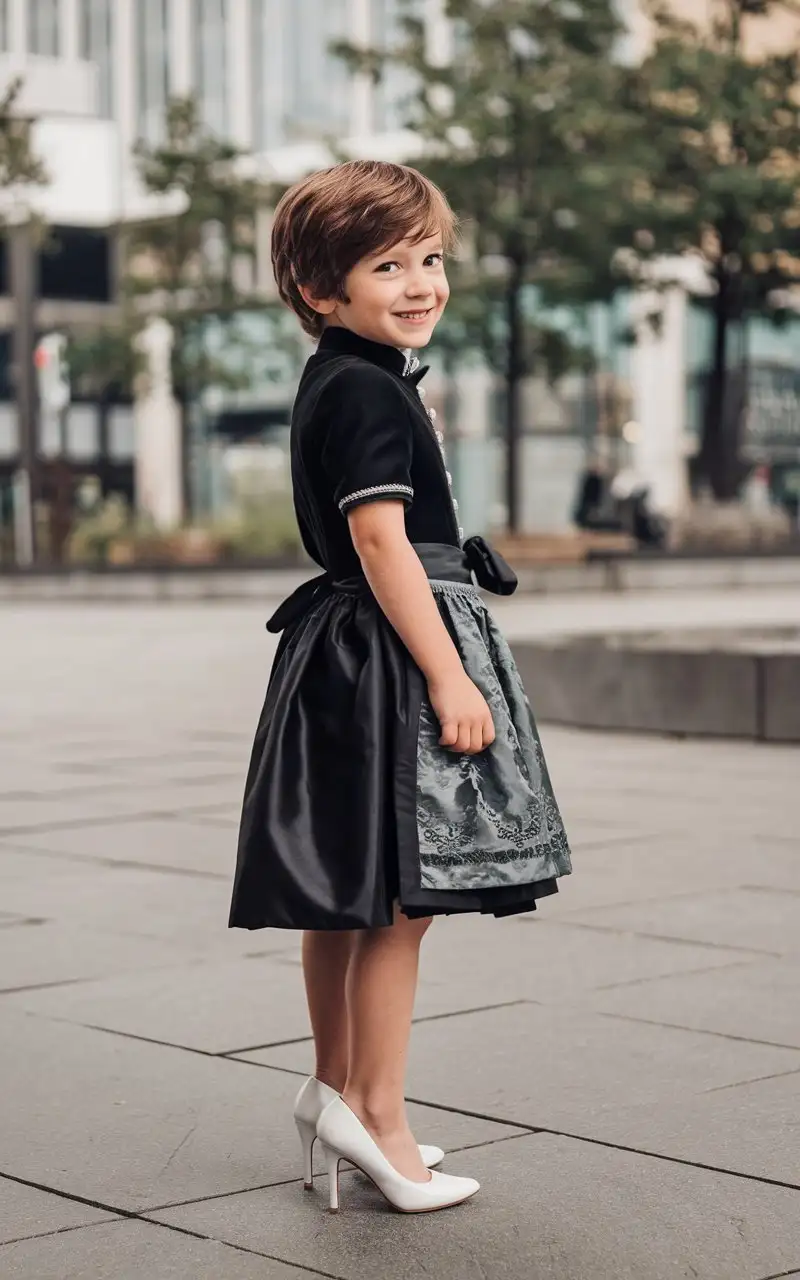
315, 1067, 347, 1094
342, 1088, 405, 1136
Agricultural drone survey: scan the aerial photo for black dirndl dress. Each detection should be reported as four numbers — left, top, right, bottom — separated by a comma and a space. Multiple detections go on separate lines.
229, 328, 571, 931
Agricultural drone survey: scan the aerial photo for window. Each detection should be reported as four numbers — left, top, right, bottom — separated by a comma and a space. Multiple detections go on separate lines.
137, 0, 171, 143
79, 0, 114, 118
194, 0, 228, 135
38, 227, 113, 304
251, 0, 284, 149
371, 0, 422, 132
28, 0, 61, 56
284, 0, 349, 140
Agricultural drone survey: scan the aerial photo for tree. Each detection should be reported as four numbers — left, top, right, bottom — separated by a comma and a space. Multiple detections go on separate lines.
124, 96, 275, 511
0, 77, 48, 200
627, 0, 800, 500
338, 1, 639, 531
0, 77, 48, 564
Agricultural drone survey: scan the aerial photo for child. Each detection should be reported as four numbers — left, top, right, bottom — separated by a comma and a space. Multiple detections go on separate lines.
229, 160, 571, 1215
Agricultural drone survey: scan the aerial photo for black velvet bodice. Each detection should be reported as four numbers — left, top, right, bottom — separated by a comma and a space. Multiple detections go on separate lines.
290, 327, 461, 581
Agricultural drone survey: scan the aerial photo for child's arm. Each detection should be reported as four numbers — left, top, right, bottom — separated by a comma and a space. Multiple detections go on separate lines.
348, 501, 495, 755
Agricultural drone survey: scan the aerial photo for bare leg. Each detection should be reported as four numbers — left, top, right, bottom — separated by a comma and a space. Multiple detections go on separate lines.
343, 909, 433, 1182
301, 930, 356, 1092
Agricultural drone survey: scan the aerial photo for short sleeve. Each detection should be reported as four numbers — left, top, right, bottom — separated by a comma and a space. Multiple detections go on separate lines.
321, 364, 414, 517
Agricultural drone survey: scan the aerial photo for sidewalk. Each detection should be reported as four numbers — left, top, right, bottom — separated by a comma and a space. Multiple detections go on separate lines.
1, 594, 799, 1279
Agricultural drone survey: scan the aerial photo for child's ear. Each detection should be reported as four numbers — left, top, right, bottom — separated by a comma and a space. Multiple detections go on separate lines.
298, 285, 337, 316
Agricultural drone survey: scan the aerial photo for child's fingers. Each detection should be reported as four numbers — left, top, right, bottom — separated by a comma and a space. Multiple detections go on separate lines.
482, 715, 496, 748
439, 718, 459, 748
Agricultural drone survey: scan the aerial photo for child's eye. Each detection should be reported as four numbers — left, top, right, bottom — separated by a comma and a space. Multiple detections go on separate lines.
375, 261, 400, 273
425, 252, 444, 267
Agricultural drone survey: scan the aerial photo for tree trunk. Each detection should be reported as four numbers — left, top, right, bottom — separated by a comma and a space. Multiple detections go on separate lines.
504, 260, 525, 534
700, 267, 744, 501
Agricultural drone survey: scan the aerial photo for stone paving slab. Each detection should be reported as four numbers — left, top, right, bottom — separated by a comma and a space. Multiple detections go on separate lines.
563, 886, 800, 956
3, 597, 800, 1275
241, 1000, 800, 1130
570, 1067, 800, 1186
0, 860, 268, 955
225, 915, 756, 1034
0, 919, 203, 992
0, 1180, 116, 1246
542, 836, 800, 912
585, 956, 800, 1048
9, 816, 237, 877
0, 1218, 313, 1280
6, 953, 312, 1054
416, 913, 757, 1009
151, 1132, 800, 1280
0, 1009, 521, 1212
0, 777, 242, 833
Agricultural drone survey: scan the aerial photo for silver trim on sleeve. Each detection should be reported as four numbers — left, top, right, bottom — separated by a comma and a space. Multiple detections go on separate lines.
338, 484, 414, 513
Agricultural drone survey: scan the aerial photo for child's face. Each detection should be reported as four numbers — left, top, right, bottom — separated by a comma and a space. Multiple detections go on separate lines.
316, 231, 449, 349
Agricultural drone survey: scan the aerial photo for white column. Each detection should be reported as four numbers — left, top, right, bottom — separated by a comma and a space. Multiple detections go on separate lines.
170, 0, 193, 95
62, 0, 79, 61
134, 318, 184, 529
228, 0, 252, 147
348, 0, 373, 137
629, 284, 691, 518
9, 0, 26, 54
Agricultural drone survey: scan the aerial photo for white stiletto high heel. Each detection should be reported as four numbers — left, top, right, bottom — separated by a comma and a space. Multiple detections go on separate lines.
293, 1077, 443, 1189
317, 1096, 480, 1215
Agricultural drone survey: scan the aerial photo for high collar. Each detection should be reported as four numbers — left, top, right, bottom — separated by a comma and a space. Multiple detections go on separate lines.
317, 326, 419, 377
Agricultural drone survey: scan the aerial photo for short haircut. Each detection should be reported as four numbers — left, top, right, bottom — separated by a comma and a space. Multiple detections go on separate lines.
271, 160, 458, 338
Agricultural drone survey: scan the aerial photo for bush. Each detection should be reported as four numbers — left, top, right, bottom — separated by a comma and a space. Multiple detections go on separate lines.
66, 495, 133, 565
669, 497, 794, 552
212, 495, 305, 563
66, 493, 306, 566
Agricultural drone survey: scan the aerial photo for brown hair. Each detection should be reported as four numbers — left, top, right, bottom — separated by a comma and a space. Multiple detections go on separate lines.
271, 160, 458, 338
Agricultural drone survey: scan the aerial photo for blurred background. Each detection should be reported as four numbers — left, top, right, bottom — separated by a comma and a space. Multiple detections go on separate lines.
1, 0, 800, 571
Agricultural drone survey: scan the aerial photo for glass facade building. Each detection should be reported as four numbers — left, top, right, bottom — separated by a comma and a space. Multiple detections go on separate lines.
194, 0, 228, 135
28, 0, 61, 56
136, 0, 171, 143
251, 0, 284, 151
283, 0, 350, 140
79, 0, 114, 118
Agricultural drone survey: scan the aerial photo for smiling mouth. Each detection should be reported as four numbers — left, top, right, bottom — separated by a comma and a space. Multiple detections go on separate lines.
393, 309, 434, 320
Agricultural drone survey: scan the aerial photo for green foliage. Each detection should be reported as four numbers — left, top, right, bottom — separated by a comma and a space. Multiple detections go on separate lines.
212, 495, 305, 563
125, 96, 276, 398
66, 323, 144, 400
129, 96, 267, 312
338, 0, 637, 528
626, 0, 800, 497
631, 1, 800, 296
66, 494, 133, 565
0, 77, 48, 201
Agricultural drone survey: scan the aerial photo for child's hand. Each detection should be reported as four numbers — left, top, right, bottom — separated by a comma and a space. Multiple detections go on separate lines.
428, 671, 496, 754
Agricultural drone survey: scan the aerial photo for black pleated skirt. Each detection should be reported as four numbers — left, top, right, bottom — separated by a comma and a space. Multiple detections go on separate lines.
229, 545, 571, 931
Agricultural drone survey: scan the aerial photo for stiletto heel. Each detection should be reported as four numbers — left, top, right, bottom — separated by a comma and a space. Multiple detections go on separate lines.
317, 1097, 479, 1215
295, 1116, 316, 1190
292, 1076, 444, 1192
321, 1142, 341, 1213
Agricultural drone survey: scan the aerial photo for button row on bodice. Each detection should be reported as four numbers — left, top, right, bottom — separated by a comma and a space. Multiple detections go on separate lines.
416, 386, 464, 541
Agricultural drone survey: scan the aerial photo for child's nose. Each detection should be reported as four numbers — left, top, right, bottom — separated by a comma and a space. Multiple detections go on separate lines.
405, 272, 434, 298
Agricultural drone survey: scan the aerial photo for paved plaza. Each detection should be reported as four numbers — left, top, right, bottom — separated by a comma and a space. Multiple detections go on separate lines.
1, 588, 800, 1279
